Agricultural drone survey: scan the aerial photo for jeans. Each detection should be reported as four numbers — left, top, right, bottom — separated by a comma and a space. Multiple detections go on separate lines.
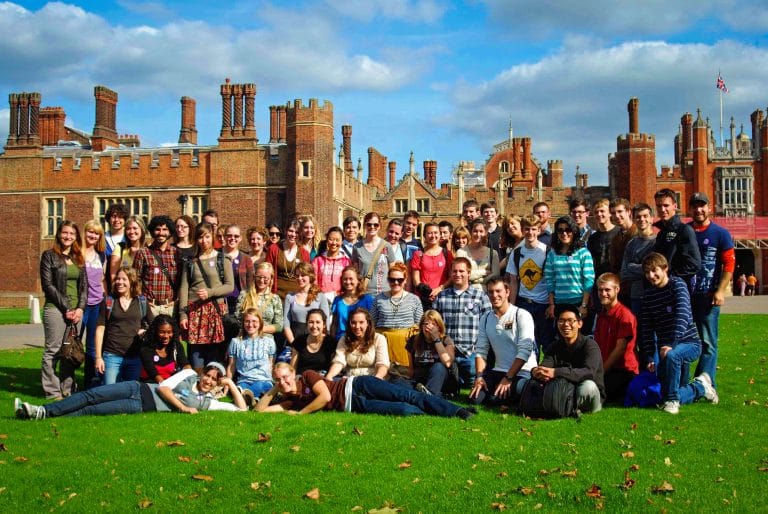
469, 369, 528, 406
658, 341, 703, 404
238, 380, 273, 398
516, 300, 552, 358
454, 354, 476, 388
350, 376, 462, 417
692, 295, 719, 387
81, 303, 102, 389
43, 381, 144, 417
41, 306, 78, 399
102, 352, 143, 385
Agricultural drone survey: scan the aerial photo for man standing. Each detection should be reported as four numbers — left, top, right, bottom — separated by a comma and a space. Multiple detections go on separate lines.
639, 252, 717, 414
593, 273, 638, 404
652, 188, 701, 285
620, 203, 657, 316
531, 304, 605, 414
462, 199, 481, 227
104, 203, 129, 258
533, 202, 552, 246
341, 216, 361, 259
133, 215, 179, 321
470, 278, 537, 407
401, 210, 423, 263
481, 201, 501, 256
385, 219, 406, 263
433, 257, 492, 387
586, 199, 619, 332
202, 209, 222, 249
505, 214, 552, 352
569, 199, 593, 248
438, 221, 454, 249
688, 192, 734, 390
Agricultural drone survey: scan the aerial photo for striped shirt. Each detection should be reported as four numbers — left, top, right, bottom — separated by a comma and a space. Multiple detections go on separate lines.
371, 292, 423, 329
639, 276, 701, 364
432, 286, 492, 356
544, 247, 595, 304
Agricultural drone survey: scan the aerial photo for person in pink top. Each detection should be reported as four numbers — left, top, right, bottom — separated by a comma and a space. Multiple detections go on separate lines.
313, 226, 350, 307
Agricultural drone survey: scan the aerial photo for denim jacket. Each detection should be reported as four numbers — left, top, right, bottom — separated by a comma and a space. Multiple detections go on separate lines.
40, 249, 88, 313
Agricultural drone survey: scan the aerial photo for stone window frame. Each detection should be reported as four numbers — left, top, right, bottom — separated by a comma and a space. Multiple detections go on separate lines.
186, 194, 209, 223
394, 199, 408, 213
415, 198, 430, 214
42, 197, 65, 239
298, 160, 311, 179
715, 166, 754, 216
96, 196, 151, 229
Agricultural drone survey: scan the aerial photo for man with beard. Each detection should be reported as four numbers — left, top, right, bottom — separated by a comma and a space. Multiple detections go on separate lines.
133, 215, 179, 321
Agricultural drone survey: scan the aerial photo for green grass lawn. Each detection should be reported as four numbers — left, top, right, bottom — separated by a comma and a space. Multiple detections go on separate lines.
0, 308, 32, 325
0, 315, 766, 512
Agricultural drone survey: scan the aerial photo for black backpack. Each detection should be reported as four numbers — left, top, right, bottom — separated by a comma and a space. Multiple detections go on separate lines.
518, 377, 580, 419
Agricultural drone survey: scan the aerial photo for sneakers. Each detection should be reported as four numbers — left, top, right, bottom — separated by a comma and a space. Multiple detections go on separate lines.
457, 406, 478, 420
241, 389, 255, 409
415, 383, 433, 396
694, 372, 720, 404
660, 400, 680, 414
14, 399, 45, 420
13, 398, 24, 419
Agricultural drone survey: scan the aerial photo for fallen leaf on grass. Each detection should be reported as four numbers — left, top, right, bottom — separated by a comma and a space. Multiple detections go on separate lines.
14, 456, 28, 462
538, 469, 550, 476
0, 434, 6, 439
653, 434, 662, 441
620, 472, 636, 491
398, 460, 412, 470
517, 486, 536, 496
664, 439, 676, 445
351, 506, 363, 512
477, 453, 493, 462
368, 506, 402, 513
748, 377, 755, 384
305, 487, 320, 500
352, 426, 364, 436
652, 481, 675, 494
497, 471, 508, 478
250, 481, 271, 491
664, 457, 672, 466
256, 433, 271, 443
621, 451, 635, 458
715, 477, 725, 482
138, 499, 153, 509
561, 469, 578, 478
178, 456, 191, 463
630, 423, 638, 430
0, 443, 7, 452
491, 502, 507, 510
191, 474, 213, 482
586, 484, 604, 499
166, 440, 185, 447
119, 438, 125, 444
629, 464, 640, 471
758, 467, 768, 472
290, 445, 301, 452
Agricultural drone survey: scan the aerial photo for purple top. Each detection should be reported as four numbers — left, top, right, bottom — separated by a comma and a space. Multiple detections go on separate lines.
85, 252, 105, 306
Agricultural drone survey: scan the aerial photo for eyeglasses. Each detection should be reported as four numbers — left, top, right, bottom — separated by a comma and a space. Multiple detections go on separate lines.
557, 318, 579, 326
225, 234, 241, 239
366, 223, 380, 228
570, 210, 587, 216
176, 225, 189, 230
268, 232, 281, 237
557, 228, 573, 234
387, 277, 405, 284
255, 276, 271, 282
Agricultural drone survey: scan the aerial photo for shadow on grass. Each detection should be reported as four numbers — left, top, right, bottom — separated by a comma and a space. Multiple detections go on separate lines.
0, 365, 42, 397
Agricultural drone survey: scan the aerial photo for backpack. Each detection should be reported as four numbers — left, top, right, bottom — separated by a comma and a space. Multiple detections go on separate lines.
518, 377, 580, 419
512, 244, 552, 278
104, 295, 148, 321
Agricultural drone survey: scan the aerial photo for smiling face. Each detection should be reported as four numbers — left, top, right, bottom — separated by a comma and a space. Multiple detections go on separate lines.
242, 313, 262, 337
557, 312, 582, 344
197, 231, 213, 254
506, 219, 522, 239
403, 216, 418, 238
325, 231, 342, 255
126, 221, 142, 243
423, 225, 440, 247
439, 226, 452, 243
387, 269, 406, 294
152, 224, 171, 245
471, 223, 487, 245
522, 224, 539, 244
645, 265, 669, 288
306, 312, 325, 337
85, 229, 101, 249
113, 269, 130, 296
301, 220, 315, 242
482, 207, 497, 226
365, 216, 380, 238
156, 323, 174, 347
254, 267, 272, 293
250, 232, 265, 253
451, 261, 470, 289
611, 204, 632, 229
341, 269, 359, 294
175, 219, 190, 240
690, 201, 709, 224
534, 205, 550, 224
109, 213, 125, 232
349, 312, 369, 339
224, 227, 242, 252
486, 281, 509, 311
284, 226, 298, 244
274, 366, 297, 394
343, 221, 359, 243
593, 205, 612, 228
634, 208, 652, 232
198, 368, 221, 393
655, 196, 677, 222
556, 223, 573, 245
386, 223, 402, 244
58, 225, 77, 250
570, 206, 588, 228
597, 279, 619, 308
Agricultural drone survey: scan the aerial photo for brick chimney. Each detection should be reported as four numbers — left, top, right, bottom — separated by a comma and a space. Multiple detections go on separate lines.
423, 160, 437, 188
389, 161, 397, 190
178, 96, 197, 144
628, 97, 640, 134
92, 86, 119, 151
218, 79, 257, 147
342, 125, 353, 173
269, 105, 278, 143
5, 92, 42, 150
40, 107, 66, 146
278, 104, 287, 143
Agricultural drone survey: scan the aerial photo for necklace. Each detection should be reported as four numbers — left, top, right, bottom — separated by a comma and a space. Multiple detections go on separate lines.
389, 292, 405, 316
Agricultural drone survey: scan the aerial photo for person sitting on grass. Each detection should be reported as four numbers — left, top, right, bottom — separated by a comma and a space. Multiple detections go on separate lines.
139, 314, 191, 383
404, 310, 456, 396
639, 252, 718, 415
226, 308, 276, 407
15, 362, 247, 419
325, 308, 390, 380
255, 362, 476, 419
290, 309, 336, 375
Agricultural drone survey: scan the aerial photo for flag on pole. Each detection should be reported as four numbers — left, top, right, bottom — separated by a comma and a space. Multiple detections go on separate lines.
716, 73, 728, 93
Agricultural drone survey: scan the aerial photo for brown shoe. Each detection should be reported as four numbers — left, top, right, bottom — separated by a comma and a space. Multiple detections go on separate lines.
241, 389, 255, 408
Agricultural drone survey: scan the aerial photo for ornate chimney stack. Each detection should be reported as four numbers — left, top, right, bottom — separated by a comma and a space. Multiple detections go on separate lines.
628, 97, 640, 134
423, 160, 437, 188
389, 161, 397, 190
5, 92, 43, 150
278, 104, 287, 143
269, 105, 278, 143
178, 96, 197, 144
92, 86, 119, 151
218, 80, 257, 147
342, 125, 353, 173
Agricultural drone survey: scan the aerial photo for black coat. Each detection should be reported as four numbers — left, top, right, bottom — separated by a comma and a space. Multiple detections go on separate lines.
40, 249, 88, 314
541, 333, 606, 401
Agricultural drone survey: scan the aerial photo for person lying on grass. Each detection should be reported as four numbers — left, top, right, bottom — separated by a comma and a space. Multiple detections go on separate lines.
15, 362, 247, 419
255, 362, 476, 419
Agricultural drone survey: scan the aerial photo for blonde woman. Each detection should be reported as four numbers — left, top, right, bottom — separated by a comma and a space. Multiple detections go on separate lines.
81, 219, 108, 388
236, 262, 283, 336
298, 214, 321, 261
406, 310, 456, 396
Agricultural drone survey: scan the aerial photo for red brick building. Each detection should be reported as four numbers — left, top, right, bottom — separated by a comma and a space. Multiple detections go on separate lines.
609, 97, 768, 290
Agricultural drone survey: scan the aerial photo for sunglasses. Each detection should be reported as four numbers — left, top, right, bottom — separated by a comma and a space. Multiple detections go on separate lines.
366, 223, 380, 228
268, 232, 281, 237
387, 277, 405, 284
557, 228, 573, 234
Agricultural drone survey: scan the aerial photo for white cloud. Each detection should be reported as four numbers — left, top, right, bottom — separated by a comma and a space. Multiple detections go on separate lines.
441, 39, 768, 184
325, 0, 447, 23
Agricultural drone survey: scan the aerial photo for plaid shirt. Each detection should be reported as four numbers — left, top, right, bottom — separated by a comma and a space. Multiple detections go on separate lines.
432, 286, 492, 357
133, 243, 179, 302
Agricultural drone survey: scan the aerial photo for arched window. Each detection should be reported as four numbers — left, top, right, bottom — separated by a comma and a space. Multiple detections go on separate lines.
500, 161, 510, 174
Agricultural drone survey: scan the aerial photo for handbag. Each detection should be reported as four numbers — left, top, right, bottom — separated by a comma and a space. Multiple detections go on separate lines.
59, 323, 85, 367
360, 240, 388, 291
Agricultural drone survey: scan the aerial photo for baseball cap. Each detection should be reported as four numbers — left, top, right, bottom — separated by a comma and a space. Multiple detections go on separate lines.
689, 192, 709, 205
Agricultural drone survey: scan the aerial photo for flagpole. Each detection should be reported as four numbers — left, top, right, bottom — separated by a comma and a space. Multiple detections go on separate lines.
719, 71, 724, 147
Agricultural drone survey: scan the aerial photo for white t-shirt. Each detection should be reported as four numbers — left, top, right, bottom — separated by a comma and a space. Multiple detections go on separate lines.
506, 241, 549, 303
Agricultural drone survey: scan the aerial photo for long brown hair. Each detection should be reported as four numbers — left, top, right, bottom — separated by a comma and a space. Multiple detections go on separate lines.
296, 262, 321, 304
344, 307, 376, 354
53, 220, 84, 266
339, 265, 366, 298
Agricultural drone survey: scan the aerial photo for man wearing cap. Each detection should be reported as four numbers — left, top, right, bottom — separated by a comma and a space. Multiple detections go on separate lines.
688, 192, 734, 392
652, 188, 701, 287
531, 304, 605, 413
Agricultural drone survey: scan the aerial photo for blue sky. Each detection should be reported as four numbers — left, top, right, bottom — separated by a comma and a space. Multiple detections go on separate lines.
2, 0, 768, 186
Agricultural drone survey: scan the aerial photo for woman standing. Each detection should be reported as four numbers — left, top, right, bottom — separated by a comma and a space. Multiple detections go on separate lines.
312, 226, 350, 306
406, 310, 455, 396
174, 215, 196, 266
290, 309, 336, 374
40, 221, 87, 399
81, 220, 107, 389
330, 266, 374, 342
94, 267, 147, 384
370, 262, 423, 373
267, 219, 310, 299
451, 226, 471, 257
410, 222, 452, 311
247, 227, 268, 267
283, 263, 330, 347
298, 214, 320, 261
325, 308, 390, 380
499, 215, 523, 271
222, 224, 255, 314
236, 262, 283, 337
109, 215, 147, 284
179, 223, 235, 370
140, 314, 191, 383
544, 216, 595, 337
466, 219, 500, 290
352, 212, 397, 296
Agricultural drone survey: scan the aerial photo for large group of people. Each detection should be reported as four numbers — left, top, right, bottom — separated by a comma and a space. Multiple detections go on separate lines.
18, 189, 734, 420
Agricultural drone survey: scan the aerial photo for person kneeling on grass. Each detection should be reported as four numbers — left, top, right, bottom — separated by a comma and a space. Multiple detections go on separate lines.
226, 308, 276, 407
255, 362, 476, 419
639, 252, 718, 415
15, 362, 247, 419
